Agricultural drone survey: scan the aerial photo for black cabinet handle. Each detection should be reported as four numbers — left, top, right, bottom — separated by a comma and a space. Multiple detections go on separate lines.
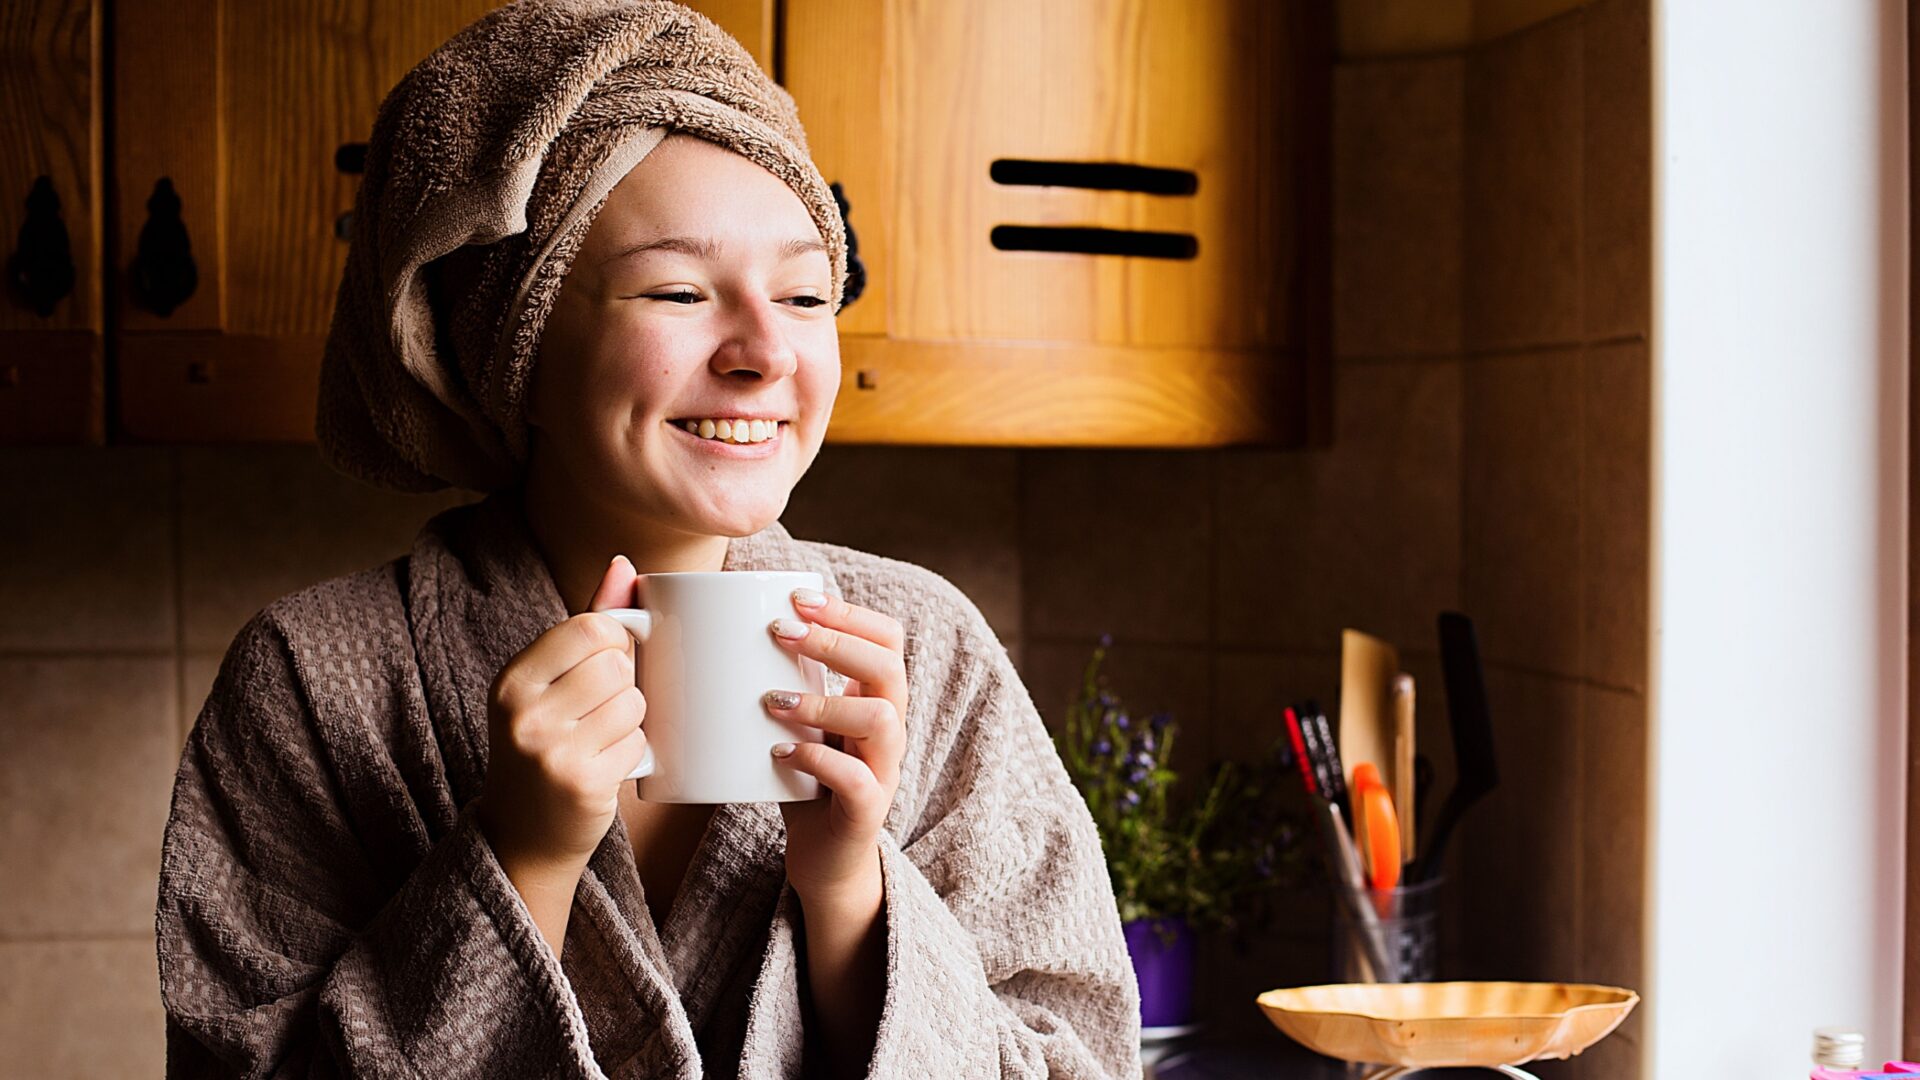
6, 176, 76, 317
830, 181, 865, 310
128, 177, 198, 317
334, 143, 368, 242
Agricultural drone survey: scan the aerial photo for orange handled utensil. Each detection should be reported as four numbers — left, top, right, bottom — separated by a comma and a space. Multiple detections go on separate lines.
1351, 762, 1402, 891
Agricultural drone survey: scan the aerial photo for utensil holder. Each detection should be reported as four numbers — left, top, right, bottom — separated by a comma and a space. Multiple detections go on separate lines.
1332, 875, 1442, 984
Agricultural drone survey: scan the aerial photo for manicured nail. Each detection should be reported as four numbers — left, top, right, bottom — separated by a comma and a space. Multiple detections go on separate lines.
771, 742, 797, 758
764, 690, 801, 711
611, 554, 632, 570
770, 617, 810, 640
792, 587, 826, 608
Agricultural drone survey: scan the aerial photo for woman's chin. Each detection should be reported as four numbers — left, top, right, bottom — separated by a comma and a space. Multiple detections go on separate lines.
677, 490, 790, 539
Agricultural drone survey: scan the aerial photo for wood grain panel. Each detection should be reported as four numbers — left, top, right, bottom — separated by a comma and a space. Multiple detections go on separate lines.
114, 329, 1302, 449
892, 0, 1307, 352
0, 330, 102, 442
682, 0, 777, 73
118, 332, 321, 442
782, 0, 896, 340
826, 335, 1295, 446
112, 0, 221, 331
0, 0, 101, 333
220, 0, 499, 337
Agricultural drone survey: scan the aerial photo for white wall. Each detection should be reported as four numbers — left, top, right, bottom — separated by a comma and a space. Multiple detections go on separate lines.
1652, 0, 1907, 1072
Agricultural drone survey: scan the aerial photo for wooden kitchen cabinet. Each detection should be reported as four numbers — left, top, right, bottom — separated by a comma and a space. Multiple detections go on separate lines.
6, 0, 1330, 449
776, 0, 1333, 447
110, 0, 499, 441
4, 0, 494, 444
1, 0, 106, 442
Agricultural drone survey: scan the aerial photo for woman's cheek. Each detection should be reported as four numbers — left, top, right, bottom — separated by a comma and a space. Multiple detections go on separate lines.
801, 331, 842, 405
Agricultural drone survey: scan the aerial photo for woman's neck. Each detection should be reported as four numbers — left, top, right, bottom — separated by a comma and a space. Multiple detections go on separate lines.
519, 472, 730, 615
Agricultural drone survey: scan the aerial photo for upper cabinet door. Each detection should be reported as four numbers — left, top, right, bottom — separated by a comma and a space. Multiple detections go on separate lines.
112, 0, 500, 441
0, 0, 105, 441
784, 0, 1332, 448
891, 0, 1307, 352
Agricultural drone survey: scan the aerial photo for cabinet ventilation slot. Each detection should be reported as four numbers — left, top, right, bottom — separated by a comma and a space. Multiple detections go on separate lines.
989, 225, 1197, 260
989, 159, 1197, 195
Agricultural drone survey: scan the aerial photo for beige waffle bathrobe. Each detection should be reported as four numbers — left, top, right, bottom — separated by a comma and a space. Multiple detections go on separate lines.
155, 495, 1141, 1078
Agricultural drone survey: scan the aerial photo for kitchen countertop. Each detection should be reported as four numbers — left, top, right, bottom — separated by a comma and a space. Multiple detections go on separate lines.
1144, 1032, 1534, 1079
1145, 1034, 1344, 1078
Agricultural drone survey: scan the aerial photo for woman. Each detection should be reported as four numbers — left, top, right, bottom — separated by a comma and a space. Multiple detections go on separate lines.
154, 1, 1139, 1077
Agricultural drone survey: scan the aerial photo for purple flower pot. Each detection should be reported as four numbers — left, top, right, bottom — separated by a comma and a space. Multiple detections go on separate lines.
1123, 917, 1196, 1028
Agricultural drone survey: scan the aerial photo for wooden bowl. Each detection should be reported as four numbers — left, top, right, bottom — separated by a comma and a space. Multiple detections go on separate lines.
1256, 982, 1638, 1068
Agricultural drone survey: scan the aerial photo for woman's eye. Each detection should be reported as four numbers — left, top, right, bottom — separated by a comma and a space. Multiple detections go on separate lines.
639, 292, 824, 308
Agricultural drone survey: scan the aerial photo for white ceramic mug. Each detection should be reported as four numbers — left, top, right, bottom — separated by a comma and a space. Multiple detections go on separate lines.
601, 570, 827, 804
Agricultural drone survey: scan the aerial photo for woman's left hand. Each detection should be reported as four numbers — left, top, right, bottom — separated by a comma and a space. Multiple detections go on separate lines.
765, 589, 907, 903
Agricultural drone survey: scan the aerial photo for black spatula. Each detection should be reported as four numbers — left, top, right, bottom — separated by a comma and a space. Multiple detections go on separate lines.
1412, 611, 1500, 884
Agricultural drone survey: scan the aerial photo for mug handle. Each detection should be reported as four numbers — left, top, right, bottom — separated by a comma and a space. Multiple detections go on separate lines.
601, 608, 656, 780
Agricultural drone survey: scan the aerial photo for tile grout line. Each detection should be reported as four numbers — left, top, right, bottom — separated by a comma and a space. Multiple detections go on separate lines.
1201, 448, 1215, 766
1478, 656, 1644, 698
1456, 333, 1647, 362
1336, 1, 1586, 67
1572, 15, 1591, 1014
1013, 448, 1028, 674
1454, 34, 1473, 764
172, 448, 189, 743
1016, 449, 1030, 654
0, 932, 157, 945
1340, 330, 1645, 368
1015, 638, 1473, 665
0, 648, 181, 660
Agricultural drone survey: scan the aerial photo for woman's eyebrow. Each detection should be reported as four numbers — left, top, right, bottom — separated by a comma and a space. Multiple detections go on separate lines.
601, 235, 827, 266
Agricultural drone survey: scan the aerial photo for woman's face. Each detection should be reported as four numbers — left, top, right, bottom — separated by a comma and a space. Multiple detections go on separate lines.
528, 134, 839, 539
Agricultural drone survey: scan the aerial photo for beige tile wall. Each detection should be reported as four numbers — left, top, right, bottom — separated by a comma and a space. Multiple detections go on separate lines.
0, 0, 1647, 1071
0, 448, 473, 1077
1453, 3, 1650, 1078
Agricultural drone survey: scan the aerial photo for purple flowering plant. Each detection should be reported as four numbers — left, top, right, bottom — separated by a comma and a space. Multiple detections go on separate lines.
1055, 636, 1311, 933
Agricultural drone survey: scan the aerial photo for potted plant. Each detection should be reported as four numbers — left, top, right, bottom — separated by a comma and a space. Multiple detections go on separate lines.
1054, 636, 1308, 1029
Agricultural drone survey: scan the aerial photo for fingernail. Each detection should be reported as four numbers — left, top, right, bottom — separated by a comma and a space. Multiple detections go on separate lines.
771, 742, 797, 758
792, 587, 826, 608
770, 617, 810, 640
612, 554, 632, 570
764, 690, 801, 711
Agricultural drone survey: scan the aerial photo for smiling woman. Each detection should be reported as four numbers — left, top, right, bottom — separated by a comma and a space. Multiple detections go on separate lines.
525, 134, 843, 555
153, 2, 1140, 1079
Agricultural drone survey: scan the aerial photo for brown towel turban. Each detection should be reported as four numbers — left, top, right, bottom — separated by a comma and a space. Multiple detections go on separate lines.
318, 0, 848, 492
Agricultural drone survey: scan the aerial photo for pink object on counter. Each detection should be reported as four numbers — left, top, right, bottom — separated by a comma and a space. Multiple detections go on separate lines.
1811, 1065, 1920, 1079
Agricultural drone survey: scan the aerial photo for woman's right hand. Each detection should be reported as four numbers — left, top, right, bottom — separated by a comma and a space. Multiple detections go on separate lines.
477, 555, 648, 918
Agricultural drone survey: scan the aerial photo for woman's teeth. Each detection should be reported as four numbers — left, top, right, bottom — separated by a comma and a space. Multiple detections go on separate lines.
680, 418, 783, 444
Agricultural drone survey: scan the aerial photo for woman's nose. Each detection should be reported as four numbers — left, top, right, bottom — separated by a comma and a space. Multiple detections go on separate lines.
710, 298, 799, 381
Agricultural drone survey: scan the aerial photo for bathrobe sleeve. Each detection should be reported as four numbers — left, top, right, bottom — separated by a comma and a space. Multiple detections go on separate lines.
155, 610, 607, 1079
858, 584, 1142, 1078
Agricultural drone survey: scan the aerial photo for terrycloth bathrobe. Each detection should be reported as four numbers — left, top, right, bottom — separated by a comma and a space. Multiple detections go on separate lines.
155, 495, 1141, 1078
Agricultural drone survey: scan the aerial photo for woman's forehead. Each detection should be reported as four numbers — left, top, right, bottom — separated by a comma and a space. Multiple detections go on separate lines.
587, 137, 821, 258
597, 233, 827, 271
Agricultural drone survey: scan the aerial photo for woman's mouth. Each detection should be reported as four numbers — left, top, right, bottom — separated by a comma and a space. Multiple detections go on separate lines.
667, 417, 787, 457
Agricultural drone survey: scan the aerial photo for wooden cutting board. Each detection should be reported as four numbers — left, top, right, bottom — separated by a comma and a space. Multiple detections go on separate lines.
1340, 628, 1400, 820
